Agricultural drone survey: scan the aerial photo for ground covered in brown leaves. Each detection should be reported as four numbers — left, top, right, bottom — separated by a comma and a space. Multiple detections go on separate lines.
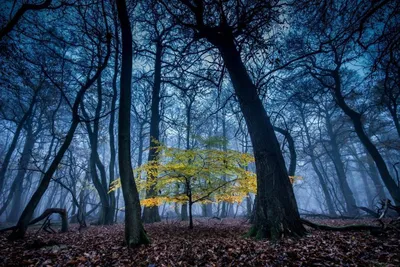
0, 218, 399, 266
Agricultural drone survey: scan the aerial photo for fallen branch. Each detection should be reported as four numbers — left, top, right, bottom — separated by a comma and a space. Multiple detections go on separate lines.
0, 208, 68, 233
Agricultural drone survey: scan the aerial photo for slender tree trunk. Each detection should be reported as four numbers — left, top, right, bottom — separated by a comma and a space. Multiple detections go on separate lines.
357, 166, 374, 208
324, 112, 358, 215
300, 109, 336, 215
273, 126, 296, 177
213, 36, 305, 239
348, 144, 374, 208
6, 122, 35, 222
116, 0, 149, 247
365, 148, 386, 200
142, 40, 163, 223
246, 194, 252, 218
331, 69, 400, 205
220, 108, 229, 218
0, 91, 37, 194
181, 101, 192, 221
187, 180, 193, 229
108, 14, 119, 227
137, 122, 145, 167
81, 74, 112, 225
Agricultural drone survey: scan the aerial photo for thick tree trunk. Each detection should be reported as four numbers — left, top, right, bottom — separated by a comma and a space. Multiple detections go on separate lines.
324, 112, 358, 216
331, 70, 400, 205
142, 40, 162, 224
116, 0, 149, 247
214, 36, 305, 239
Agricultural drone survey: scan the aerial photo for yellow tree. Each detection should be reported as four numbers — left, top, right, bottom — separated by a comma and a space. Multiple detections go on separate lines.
111, 143, 256, 229
110, 142, 302, 229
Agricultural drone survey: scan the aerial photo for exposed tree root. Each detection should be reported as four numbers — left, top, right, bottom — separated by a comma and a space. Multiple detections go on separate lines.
301, 219, 382, 231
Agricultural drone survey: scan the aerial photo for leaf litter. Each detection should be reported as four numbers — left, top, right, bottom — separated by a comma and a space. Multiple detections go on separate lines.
0, 218, 399, 266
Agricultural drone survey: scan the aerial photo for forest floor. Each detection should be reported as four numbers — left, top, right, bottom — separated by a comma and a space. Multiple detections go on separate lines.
0, 218, 399, 266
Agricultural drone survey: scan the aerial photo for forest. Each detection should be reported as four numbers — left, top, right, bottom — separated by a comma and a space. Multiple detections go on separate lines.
0, 0, 399, 266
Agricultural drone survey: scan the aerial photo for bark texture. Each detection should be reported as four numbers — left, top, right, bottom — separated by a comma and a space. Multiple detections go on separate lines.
116, 0, 149, 246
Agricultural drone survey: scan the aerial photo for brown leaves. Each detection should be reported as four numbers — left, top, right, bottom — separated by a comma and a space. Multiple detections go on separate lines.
0, 218, 399, 266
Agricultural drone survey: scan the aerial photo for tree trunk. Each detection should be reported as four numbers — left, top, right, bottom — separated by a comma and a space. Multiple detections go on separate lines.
137, 122, 145, 167
273, 126, 296, 176
181, 101, 192, 221
213, 35, 305, 239
0, 91, 37, 194
142, 40, 162, 224
220, 108, 229, 218
348, 144, 374, 208
81, 74, 112, 225
0, 119, 35, 220
246, 194, 252, 218
116, 0, 149, 247
365, 148, 386, 200
300, 109, 336, 215
324, 111, 358, 216
108, 13, 119, 227
201, 203, 212, 217
187, 182, 193, 229
220, 202, 227, 218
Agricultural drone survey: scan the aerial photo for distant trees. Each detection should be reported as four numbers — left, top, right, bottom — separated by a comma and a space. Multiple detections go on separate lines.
293, 0, 400, 206
0, 0, 399, 246
2, 0, 112, 239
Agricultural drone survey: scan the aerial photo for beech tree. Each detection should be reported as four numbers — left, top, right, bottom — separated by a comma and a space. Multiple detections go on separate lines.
159, 0, 305, 239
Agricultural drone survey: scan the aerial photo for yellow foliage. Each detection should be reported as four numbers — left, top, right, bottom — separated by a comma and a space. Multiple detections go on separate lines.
109, 142, 303, 207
